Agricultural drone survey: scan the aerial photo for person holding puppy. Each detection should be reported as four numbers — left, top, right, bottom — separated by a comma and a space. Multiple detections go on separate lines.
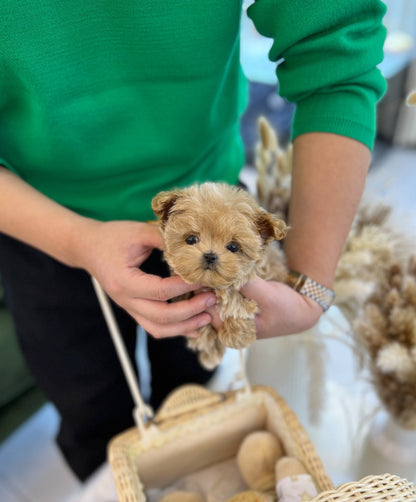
0, 1, 386, 481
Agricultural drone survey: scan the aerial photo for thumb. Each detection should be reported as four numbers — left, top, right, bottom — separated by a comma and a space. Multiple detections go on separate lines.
136, 222, 165, 250
240, 277, 264, 297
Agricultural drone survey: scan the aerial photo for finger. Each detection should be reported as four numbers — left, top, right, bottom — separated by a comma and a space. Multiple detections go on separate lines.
205, 304, 222, 332
134, 311, 212, 339
127, 291, 217, 325
136, 223, 165, 250
127, 269, 203, 301
185, 330, 200, 339
240, 277, 264, 298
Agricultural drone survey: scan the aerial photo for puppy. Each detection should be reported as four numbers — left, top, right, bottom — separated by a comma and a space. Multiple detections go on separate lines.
152, 183, 287, 369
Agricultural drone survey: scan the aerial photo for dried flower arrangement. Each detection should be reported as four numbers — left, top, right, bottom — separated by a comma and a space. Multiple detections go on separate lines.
254, 115, 416, 433
332, 203, 413, 323
407, 90, 416, 107
255, 116, 292, 221
353, 258, 416, 430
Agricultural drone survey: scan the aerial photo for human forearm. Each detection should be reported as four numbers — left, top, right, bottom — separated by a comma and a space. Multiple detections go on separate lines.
233, 132, 370, 339
0, 166, 93, 267
284, 132, 370, 288
0, 166, 217, 336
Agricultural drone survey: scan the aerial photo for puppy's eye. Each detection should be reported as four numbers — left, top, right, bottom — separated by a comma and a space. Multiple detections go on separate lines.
185, 235, 199, 245
226, 241, 240, 253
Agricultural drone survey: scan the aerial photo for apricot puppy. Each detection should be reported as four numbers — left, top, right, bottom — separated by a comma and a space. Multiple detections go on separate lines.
152, 182, 287, 368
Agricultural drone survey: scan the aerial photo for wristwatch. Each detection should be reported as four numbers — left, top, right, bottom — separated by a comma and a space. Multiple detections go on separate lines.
286, 270, 335, 312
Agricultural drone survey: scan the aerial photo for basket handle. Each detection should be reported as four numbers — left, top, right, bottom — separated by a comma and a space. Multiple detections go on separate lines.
92, 276, 252, 435
91, 277, 155, 437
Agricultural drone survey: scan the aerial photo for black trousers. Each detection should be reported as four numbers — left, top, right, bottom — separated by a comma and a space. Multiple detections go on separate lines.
0, 233, 214, 481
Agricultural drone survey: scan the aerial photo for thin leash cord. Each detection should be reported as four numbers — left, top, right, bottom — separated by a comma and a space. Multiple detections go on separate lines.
239, 349, 251, 394
91, 276, 153, 436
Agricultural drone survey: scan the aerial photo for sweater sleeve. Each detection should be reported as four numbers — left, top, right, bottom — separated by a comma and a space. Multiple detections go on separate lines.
247, 0, 387, 150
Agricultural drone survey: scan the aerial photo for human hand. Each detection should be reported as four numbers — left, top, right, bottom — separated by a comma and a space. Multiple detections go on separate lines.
241, 278, 323, 338
76, 220, 217, 338
206, 277, 322, 339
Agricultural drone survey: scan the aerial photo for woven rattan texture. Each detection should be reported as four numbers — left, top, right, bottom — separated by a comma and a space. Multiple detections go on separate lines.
154, 384, 223, 423
109, 386, 332, 501
312, 474, 416, 501
258, 387, 333, 493
108, 386, 416, 502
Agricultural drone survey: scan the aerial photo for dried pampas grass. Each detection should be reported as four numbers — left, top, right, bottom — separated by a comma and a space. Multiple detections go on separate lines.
407, 90, 416, 107
333, 203, 400, 323
353, 258, 416, 429
254, 116, 292, 221
253, 117, 413, 325
254, 116, 416, 430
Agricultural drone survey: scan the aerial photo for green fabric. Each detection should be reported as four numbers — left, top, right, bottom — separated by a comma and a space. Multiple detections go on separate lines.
248, 0, 387, 149
0, 1, 386, 223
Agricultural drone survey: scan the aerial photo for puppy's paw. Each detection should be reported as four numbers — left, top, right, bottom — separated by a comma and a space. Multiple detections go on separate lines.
187, 324, 225, 369
219, 317, 257, 349
198, 342, 226, 370
187, 324, 215, 352
244, 297, 259, 316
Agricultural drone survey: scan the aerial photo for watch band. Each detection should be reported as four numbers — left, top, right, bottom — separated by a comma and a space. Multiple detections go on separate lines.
286, 270, 335, 312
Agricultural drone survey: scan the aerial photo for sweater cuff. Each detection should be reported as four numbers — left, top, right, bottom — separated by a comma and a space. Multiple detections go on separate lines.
292, 89, 378, 151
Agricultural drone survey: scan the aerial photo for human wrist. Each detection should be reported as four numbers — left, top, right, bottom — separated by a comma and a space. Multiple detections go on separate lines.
63, 215, 102, 270
285, 269, 335, 312
284, 241, 337, 291
284, 229, 338, 291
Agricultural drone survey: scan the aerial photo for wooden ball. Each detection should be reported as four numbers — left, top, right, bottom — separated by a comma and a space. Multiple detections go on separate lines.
275, 456, 307, 482
236, 430, 284, 491
159, 491, 205, 502
226, 490, 271, 502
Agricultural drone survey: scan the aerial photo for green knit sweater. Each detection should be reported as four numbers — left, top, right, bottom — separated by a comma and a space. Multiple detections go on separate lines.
0, 1, 386, 222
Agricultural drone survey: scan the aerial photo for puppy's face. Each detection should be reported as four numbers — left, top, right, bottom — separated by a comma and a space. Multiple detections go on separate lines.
152, 183, 286, 289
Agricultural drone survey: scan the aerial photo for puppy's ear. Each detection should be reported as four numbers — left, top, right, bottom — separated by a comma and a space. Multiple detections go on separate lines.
255, 211, 287, 243
151, 190, 182, 227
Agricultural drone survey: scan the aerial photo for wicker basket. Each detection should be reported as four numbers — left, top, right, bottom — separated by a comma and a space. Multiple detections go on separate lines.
108, 384, 333, 500
108, 385, 416, 502
92, 278, 416, 502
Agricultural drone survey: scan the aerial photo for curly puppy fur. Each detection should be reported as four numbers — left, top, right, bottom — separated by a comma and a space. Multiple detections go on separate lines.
152, 182, 287, 369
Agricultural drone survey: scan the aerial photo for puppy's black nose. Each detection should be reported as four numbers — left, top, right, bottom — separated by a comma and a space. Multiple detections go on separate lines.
203, 252, 218, 266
